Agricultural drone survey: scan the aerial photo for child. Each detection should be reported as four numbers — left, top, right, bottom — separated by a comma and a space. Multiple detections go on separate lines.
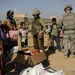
50, 18, 61, 51
19, 22, 28, 48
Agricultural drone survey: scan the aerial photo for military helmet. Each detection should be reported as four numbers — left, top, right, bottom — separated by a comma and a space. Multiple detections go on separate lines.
64, 4, 72, 11
7, 10, 14, 17
32, 8, 41, 15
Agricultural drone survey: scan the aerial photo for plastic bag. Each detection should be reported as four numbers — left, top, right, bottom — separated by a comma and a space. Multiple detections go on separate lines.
9, 46, 19, 56
40, 67, 65, 75
19, 67, 32, 75
28, 63, 45, 75
9, 30, 18, 41
19, 63, 44, 75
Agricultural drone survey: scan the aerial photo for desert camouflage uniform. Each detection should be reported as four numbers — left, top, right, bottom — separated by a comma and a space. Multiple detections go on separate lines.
31, 8, 46, 50
31, 18, 46, 50
58, 12, 75, 55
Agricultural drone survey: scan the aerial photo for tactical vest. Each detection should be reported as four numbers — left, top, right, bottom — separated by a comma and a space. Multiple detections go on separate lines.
62, 12, 75, 31
31, 19, 43, 35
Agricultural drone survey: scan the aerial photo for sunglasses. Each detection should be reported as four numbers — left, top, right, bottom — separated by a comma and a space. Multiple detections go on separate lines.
33, 14, 38, 16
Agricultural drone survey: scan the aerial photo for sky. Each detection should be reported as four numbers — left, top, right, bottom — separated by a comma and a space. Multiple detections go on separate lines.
0, 0, 75, 21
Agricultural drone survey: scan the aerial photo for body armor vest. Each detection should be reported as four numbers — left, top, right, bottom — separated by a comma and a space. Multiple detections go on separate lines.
62, 12, 75, 31
32, 19, 43, 35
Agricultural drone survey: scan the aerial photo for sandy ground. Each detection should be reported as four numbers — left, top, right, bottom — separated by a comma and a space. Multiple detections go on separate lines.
28, 32, 75, 75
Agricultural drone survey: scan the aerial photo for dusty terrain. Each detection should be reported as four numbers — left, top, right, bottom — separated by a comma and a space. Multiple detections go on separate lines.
28, 32, 75, 75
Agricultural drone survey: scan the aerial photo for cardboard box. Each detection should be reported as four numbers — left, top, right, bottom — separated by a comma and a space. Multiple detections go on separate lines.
29, 48, 36, 52
28, 51, 47, 67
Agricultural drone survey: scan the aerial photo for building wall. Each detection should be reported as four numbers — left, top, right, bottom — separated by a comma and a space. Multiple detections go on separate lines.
15, 17, 25, 25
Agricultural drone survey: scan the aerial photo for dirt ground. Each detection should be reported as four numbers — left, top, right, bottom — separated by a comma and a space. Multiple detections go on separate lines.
28, 32, 75, 75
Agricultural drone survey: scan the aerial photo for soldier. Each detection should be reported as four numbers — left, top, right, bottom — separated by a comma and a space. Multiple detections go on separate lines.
58, 4, 75, 58
31, 8, 46, 50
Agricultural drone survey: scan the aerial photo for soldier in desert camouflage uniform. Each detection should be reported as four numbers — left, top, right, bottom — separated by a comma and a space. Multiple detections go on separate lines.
31, 8, 46, 50
58, 4, 75, 58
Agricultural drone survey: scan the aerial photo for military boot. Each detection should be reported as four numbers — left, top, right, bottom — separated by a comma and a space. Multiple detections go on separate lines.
69, 53, 75, 58
63, 54, 68, 59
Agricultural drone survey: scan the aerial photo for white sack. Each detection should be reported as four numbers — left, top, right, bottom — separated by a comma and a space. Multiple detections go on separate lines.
19, 67, 32, 75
